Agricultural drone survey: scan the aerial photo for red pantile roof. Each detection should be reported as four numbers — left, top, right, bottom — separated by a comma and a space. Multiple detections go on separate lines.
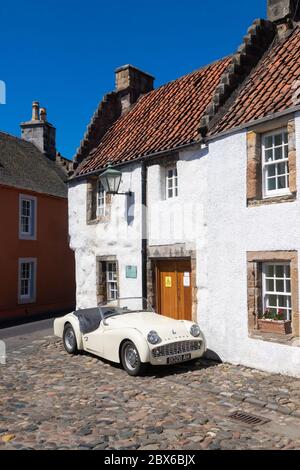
77, 57, 231, 175
76, 26, 300, 177
210, 27, 300, 135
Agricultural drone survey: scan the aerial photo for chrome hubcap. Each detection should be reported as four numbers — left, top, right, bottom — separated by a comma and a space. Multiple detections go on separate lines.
65, 328, 75, 350
124, 345, 138, 371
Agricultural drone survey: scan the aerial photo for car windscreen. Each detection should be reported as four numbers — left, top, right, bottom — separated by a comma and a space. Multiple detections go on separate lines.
100, 299, 153, 318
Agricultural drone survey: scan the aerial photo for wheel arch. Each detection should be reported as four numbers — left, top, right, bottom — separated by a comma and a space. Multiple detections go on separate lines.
61, 316, 83, 350
118, 332, 150, 364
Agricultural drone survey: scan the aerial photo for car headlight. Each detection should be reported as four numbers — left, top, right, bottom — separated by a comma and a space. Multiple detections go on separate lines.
147, 331, 161, 345
190, 324, 201, 337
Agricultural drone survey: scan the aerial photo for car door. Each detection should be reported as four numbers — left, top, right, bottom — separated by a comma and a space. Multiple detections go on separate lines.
83, 323, 105, 356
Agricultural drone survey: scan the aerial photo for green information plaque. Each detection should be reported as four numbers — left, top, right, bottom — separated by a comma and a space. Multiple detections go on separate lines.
126, 266, 137, 279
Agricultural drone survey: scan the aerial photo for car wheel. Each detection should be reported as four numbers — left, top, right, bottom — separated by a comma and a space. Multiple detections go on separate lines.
121, 340, 147, 376
63, 324, 78, 354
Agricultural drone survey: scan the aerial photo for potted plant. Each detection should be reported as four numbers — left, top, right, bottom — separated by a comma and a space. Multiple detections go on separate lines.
257, 309, 292, 335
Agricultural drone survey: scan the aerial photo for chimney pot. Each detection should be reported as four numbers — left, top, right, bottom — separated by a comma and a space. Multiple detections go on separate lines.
21, 102, 56, 160
32, 101, 40, 121
40, 107, 47, 122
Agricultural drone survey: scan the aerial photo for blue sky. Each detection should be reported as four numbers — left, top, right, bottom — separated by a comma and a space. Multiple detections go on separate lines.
0, 0, 266, 160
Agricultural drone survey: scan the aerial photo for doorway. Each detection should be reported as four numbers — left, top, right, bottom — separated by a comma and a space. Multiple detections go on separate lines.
156, 259, 192, 321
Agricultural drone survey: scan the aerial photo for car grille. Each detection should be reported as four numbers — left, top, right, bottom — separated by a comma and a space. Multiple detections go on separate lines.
152, 340, 202, 358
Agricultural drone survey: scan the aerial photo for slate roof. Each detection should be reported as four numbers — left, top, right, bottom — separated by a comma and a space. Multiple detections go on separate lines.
77, 57, 231, 175
210, 27, 300, 135
0, 131, 68, 198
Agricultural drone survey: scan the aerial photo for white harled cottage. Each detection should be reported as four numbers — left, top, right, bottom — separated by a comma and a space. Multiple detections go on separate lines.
69, 0, 300, 377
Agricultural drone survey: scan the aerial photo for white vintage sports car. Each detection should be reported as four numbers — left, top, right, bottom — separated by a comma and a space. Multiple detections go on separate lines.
54, 297, 206, 376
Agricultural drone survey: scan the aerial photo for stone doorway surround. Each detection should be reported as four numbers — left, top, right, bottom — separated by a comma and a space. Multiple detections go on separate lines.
147, 243, 197, 322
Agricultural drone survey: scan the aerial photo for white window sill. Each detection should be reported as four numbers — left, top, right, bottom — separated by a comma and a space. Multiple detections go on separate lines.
263, 191, 292, 200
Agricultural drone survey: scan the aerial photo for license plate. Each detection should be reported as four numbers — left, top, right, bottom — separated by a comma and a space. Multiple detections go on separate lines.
167, 353, 191, 364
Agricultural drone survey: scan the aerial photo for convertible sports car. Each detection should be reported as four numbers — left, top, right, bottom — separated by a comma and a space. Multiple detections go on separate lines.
54, 297, 206, 376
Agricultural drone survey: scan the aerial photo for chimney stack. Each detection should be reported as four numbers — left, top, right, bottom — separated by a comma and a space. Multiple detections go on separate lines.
21, 102, 56, 161
115, 65, 154, 114
267, 0, 300, 23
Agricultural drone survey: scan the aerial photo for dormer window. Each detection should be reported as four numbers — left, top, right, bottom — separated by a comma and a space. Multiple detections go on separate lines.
262, 129, 290, 198
166, 165, 178, 199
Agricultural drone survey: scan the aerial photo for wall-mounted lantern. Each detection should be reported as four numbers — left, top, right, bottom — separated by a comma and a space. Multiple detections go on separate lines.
99, 164, 132, 196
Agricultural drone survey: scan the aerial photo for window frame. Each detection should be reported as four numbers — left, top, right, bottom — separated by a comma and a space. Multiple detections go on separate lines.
262, 261, 292, 321
19, 194, 37, 240
165, 165, 178, 200
18, 258, 37, 304
106, 261, 118, 301
262, 128, 290, 199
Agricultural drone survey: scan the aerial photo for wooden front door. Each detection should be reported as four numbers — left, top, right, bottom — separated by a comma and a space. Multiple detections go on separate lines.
156, 260, 192, 321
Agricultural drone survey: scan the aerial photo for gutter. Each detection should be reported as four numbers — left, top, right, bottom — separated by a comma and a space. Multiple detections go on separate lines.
205, 105, 300, 142
68, 141, 201, 184
141, 161, 148, 304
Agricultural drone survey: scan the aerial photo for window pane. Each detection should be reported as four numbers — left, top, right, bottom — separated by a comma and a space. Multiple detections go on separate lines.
277, 162, 286, 176
266, 279, 274, 292
267, 178, 276, 191
278, 176, 286, 189
283, 133, 288, 144
276, 279, 284, 292
274, 147, 283, 160
267, 164, 276, 177
286, 279, 291, 292
267, 295, 277, 307
265, 149, 273, 162
278, 296, 288, 307
274, 134, 283, 146
285, 265, 290, 277
275, 265, 284, 277
264, 136, 273, 149
265, 265, 274, 277
284, 146, 289, 158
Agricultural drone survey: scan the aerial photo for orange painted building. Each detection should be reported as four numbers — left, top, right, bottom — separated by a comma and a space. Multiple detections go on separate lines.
0, 103, 75, 322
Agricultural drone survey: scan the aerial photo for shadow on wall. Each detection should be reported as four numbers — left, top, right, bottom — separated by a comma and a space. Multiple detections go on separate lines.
126, 192, 135, 225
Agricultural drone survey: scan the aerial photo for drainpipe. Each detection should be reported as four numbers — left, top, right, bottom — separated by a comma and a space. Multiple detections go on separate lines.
141, 161, 148, 306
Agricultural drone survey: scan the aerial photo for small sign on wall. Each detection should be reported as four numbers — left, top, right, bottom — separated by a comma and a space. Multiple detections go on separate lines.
165, 276, 172, 288
126, 265, 137, 279
183, 272, 190, 287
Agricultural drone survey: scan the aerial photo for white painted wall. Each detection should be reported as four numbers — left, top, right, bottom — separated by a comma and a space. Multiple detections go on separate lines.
68, 163, 143, 309
147, 146, 207, 249
202, 112, 300, 377
69, 112, 300, 377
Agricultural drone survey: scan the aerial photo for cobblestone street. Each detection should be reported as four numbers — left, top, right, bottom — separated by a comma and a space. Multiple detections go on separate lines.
1, 336, 300, 450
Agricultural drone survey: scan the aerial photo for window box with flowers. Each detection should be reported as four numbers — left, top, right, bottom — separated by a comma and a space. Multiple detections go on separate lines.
258, 309, 292, 335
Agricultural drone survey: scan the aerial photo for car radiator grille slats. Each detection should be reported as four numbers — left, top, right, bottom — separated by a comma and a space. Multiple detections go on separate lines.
152, 340, 202, 358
